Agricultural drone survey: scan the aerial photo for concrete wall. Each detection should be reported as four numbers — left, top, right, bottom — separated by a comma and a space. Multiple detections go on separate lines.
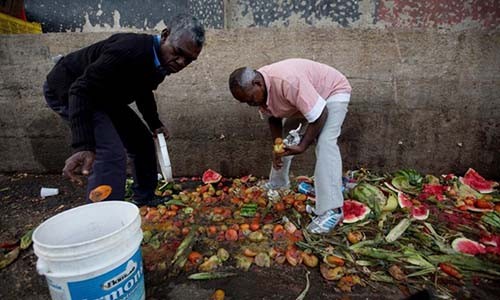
24, 0, 500, 32
1, 29, 499, 178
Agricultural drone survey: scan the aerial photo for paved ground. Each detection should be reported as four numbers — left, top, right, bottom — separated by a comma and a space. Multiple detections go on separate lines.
1, 173, 496, 300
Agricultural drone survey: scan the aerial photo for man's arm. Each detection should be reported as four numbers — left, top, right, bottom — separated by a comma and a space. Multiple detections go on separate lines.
280, 77, 328, 156
136, 91, 169, 138
283, 106, 328, 156
268, 116, 283, 142
64, 49, 130, 184
268, 116, 284, 169
136, 91, 164, 129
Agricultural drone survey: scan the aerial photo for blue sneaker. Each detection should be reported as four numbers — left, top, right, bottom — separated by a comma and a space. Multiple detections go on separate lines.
306, 204, 317, 215
306, 208, 343, 234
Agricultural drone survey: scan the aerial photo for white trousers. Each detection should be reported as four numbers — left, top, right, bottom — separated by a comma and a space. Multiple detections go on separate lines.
269, 93, 350, 215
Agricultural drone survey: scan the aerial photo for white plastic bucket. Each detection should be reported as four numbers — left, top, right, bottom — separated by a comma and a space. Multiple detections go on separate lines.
33, 201, 144, 300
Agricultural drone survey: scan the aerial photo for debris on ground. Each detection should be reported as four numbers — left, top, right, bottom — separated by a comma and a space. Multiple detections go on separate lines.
134, 167, 500, 298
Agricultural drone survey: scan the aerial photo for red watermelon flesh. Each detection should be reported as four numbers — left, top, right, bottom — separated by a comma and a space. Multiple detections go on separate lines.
343, 200, 371, 223
398, 192, 413, 209
419, 184, 447, 201
459, 168, 498, 193
202, 169, 222, 184
480, 235, 500, 255
411, 206, 429, 220
451, 237, 486, 255
480, 235, 500, 247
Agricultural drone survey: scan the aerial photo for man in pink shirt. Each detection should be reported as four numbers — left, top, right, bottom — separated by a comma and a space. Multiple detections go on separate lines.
228, 58, 351, 234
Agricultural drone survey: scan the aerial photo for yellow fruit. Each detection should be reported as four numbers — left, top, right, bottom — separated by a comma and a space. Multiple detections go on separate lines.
211, 289, 225, 300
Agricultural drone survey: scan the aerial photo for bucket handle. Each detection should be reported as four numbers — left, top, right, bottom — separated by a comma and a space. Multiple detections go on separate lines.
37, 258, 49, 275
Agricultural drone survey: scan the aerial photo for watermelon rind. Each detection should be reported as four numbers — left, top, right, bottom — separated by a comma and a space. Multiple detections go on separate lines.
398, 192, 413, 209
411, 206, 429, 220
466, 206, 493, 213
202, 169, 222, 184
384, 182, 402, 194
459, 168, 498, 194
343, 200, 371, 224
382, 194, 398, 212
451, 237, 486, 256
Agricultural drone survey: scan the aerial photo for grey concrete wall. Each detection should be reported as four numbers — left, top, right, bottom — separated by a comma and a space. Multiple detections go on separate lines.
1, 29, 499, 178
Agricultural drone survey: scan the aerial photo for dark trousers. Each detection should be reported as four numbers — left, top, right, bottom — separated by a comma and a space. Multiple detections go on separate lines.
43, 82, 157, 202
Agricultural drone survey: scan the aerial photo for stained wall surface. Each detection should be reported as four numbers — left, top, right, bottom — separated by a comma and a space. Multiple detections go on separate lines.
1, 28, 499, 177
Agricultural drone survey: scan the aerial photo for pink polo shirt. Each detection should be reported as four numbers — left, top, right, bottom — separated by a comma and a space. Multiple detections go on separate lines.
258, 59, 351, 122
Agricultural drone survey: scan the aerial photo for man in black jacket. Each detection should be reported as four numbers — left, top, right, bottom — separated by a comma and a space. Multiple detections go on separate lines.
43, 14, 205, 205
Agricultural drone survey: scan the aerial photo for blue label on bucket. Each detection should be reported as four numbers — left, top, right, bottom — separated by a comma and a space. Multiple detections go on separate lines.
67, 248, 144, 300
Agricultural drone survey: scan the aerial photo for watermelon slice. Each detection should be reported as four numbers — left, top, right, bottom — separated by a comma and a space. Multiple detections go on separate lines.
384, 182, 402, 194
202, 169, 222, 184
419, 184, 447, 201
411, 206, 429, 220
398, 192, 413, 209
480, 235, 500, 255
295, 176, 313, 184
459, 168, 498, 194
451, 237, 486, 256
480, 235, 500, 247
466, 206, 494, 213
343, 200, 371, 223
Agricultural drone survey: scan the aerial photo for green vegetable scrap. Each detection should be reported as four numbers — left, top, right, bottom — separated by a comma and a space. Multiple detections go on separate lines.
240, 203, 258, 217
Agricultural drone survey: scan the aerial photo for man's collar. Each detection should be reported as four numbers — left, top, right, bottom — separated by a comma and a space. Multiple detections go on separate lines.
152, 35, 162, 68
257, 70, 271, 107
152, 35, 169, 76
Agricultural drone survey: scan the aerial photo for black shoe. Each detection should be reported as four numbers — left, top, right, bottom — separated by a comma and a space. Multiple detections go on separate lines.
131, 195, 172, 207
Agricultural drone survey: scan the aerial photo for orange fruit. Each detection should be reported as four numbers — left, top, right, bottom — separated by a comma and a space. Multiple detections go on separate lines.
295, 194, 307, 202
326, 255, 345, 266
243, 248, 258, 257
250, 223, 260, 231
274, 202, 285, 212
225, 229, 238, 241
188, 251, 202, 264
293, 201, 306, 213
476, 199, 494, 209
211, 289, 225, 300
89, 185, 112, 202
213, 207, 224, 214
182, 227, 190, 235
207, 225, 217, 236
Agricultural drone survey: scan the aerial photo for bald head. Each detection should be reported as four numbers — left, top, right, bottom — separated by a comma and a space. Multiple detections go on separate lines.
229, 67, 257, 96
228, 67, 267, 106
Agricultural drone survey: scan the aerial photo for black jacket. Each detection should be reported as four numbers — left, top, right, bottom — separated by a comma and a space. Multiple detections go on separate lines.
46, 33, 167, 152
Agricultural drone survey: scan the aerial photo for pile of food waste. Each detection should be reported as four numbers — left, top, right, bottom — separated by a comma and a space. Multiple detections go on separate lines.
133, 168, 500, 297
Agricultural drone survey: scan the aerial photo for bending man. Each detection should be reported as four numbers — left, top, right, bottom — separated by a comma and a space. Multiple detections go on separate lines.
44, 14, 205, 205
229, 58, 351, 233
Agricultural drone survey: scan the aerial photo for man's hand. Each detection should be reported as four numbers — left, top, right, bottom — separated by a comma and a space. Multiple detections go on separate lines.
154, 126, 170, 139
282, 144, 307, 156
62, 151, 95, 185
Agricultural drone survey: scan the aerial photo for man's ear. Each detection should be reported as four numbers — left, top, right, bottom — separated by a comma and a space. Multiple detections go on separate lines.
161, 28, 170, 41
252, 77, 262, 87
